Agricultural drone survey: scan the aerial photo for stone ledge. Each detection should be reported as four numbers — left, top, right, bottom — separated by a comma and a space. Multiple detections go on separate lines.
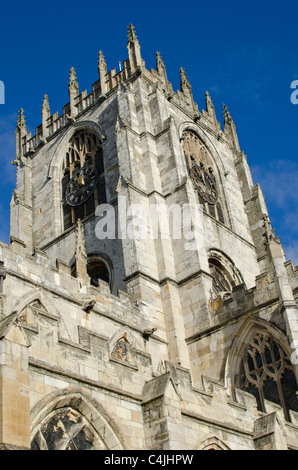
181, 409, 254, 438
28, 357, 143, 403
110, 356, 138, 370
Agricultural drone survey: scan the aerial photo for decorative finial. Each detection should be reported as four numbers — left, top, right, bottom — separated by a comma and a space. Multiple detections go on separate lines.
127, 24, 142, 71
156, 51, 165, 71
180, 67, 191, 93
16, 108, 26, 131
97, 51, 108, 94
205, 91, 212, 105
98, 51, 107, 74
41, 95, 51, 139
127, 24, 138, 42
68, 67, 79, 118
42, 94, 50, 115
205, 91, 219, 128
69, 67, 79, 93
223, 104, 232, 124
222, 103, 241, 150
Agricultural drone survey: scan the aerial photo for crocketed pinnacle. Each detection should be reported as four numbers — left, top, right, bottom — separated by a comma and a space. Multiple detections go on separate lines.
16, 108, 26, 130
69, 67, 79, 91
180, 67, 191, 92
223, 104, 232, 124
156, 51, 165, 71
98, 50, 107, 70
127, 24, 138, 42
42, 94, 50, 115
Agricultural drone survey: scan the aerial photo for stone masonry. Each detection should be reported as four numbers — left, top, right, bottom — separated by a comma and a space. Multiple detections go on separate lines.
0, 25, 297, 450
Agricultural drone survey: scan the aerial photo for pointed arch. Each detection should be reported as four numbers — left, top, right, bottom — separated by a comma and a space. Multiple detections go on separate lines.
11, 289, 60, 322
225, 316, 292, 393
179, 124, 230, 226
109, 328, 142, 352
224, 316, 298, 421
10, 289, 73, 342
47, 120, 106, 180
30, 387, 126, 450
208, 248, 244, 298
45, 120, 107, 236
179, 122, 226, 178
194, 435, 231, 450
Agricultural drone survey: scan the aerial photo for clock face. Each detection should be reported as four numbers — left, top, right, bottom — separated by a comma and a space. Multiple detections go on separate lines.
190, 163, 218, 204
66, 165, 98, 207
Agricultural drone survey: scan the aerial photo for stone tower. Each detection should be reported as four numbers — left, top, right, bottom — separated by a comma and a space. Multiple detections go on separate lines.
0, 25, 298, 450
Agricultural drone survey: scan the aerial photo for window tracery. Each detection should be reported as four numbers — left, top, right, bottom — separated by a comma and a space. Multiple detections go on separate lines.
182, 130, 225, 224
239, 331, 298, 421
31, 407, 106, 450
208, 250, 243, 299
62, 130, 106, 231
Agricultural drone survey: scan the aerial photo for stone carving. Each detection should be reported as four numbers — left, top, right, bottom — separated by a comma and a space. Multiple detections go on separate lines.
262, 214, 281, 245
111, 338, 129, 362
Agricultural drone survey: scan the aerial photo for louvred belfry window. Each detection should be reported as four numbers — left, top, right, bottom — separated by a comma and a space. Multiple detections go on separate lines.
239, 331, 298, 422
62, 130, 106, 230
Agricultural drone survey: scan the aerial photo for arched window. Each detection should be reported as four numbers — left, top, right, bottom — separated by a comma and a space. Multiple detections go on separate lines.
208, 250, 243, 298
182, 130, 225, 224
31, 407, 104, 450
30, 389, 125, 450
238, 331, 298, 422
87, 256, 110, 288
71, 255, 111, 289
62, 130, 106, 231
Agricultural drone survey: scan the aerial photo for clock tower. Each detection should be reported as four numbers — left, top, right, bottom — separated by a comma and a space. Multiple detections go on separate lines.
1, 25, 298, 450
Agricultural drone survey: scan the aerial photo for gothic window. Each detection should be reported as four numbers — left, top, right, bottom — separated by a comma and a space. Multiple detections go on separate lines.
62, 130, 106, 231
208, 250, 243, 299
182, 130, 225, 224
209, 261, 233, 296
239, 331, 298, 422
31, 407, 106, 450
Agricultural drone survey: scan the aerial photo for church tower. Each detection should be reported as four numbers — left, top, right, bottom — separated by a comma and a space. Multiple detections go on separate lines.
0, 25, 298, 450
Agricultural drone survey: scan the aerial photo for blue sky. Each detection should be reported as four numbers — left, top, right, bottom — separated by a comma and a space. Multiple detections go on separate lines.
0, 0, 297, 264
